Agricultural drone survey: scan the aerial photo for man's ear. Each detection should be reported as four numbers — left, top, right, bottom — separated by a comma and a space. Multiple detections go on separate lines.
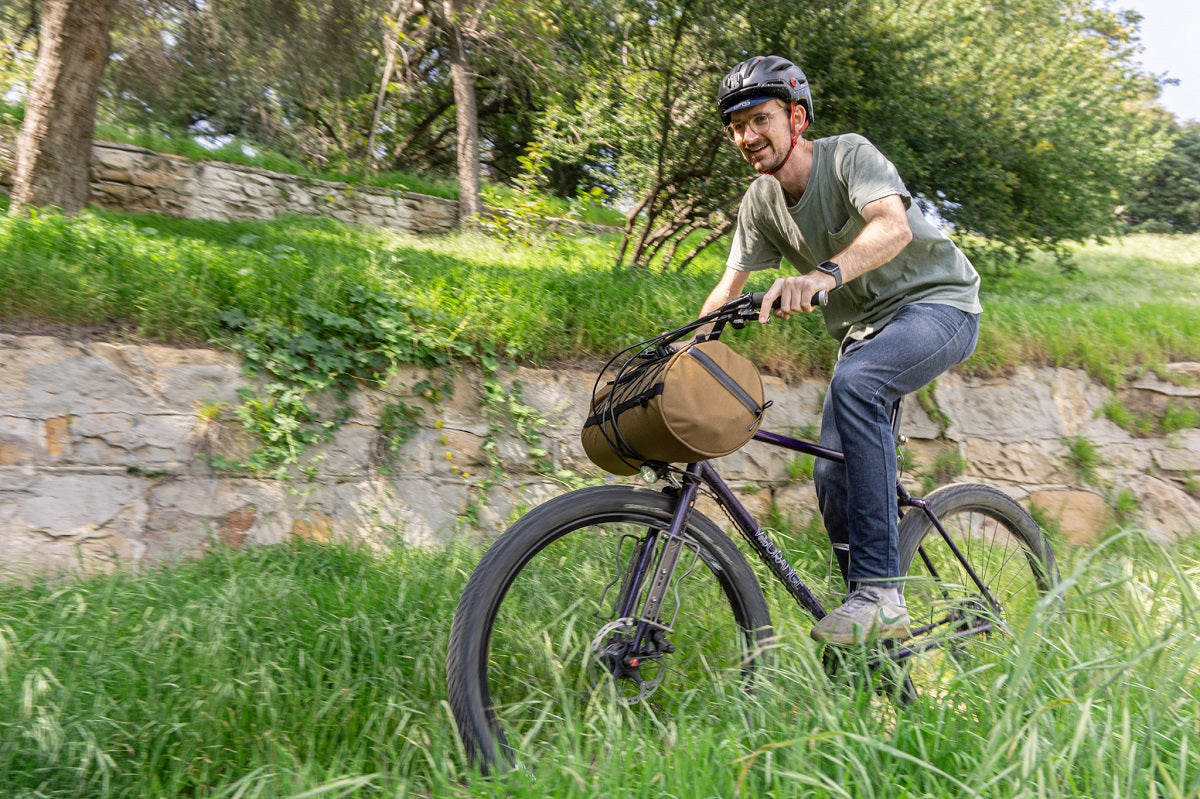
794, 103, 810, 134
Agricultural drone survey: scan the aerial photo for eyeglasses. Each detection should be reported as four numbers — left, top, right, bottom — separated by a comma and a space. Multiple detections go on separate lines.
723, 107, 788, 142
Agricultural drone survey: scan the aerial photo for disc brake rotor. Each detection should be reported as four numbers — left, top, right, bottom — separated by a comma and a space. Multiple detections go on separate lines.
590, 617, 666, 704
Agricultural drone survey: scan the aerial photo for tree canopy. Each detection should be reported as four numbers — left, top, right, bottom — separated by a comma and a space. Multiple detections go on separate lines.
0, 0, 1182, 264
1123, 123, 1200, 234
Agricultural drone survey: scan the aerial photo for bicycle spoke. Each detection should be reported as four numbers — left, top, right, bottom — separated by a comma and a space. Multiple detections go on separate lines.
896, 485, 1059, 694
447, 486, 772, 772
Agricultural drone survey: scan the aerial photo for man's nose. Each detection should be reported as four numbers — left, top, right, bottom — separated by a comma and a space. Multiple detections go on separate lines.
740, 126, 763, 146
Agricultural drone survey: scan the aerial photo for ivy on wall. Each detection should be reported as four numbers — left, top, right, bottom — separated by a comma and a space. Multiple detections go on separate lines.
211, 286, 471, 480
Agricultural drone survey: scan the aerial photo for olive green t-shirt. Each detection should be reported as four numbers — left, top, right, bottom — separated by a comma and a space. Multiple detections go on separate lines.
727, 133, 982, 343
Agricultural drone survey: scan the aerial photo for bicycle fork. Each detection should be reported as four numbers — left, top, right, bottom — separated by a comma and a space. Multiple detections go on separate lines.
598, 477, 702, 685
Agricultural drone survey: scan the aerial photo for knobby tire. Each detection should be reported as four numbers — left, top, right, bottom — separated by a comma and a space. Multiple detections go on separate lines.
446, 485, 773, 774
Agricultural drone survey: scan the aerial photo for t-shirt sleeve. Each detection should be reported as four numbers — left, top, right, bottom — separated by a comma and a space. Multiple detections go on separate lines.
726, 183, 784, 272
838, 135, 913, 213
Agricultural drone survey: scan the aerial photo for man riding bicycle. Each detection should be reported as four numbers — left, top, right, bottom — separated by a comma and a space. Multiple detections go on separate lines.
699, 55, 982, 644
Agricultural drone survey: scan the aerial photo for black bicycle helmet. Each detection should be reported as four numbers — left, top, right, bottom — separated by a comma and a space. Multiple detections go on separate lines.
717, 55, 814, 126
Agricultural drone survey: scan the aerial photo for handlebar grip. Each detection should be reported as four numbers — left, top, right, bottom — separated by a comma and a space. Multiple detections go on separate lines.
748, 290, 829, 310
748, 291, 773, 310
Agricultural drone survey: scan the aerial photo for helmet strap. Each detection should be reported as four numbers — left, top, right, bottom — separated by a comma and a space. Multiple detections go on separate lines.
764, 102, 804, 176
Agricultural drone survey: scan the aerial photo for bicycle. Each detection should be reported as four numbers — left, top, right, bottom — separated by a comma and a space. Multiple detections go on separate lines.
446, 292, 1060, 773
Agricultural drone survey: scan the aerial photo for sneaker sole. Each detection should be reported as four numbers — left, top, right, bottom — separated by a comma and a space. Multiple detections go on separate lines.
810, 621, 912, 645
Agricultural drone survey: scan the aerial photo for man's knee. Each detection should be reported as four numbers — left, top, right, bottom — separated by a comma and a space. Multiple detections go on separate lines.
813, 455, 841, 493
827, 365, 882, 412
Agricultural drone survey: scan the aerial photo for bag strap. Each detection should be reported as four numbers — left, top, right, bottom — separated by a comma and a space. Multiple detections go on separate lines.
582, 383, 665, 429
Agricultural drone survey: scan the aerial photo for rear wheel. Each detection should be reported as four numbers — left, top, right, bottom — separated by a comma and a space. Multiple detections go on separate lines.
897, 483, 1060, 692
446, 485, 774, 773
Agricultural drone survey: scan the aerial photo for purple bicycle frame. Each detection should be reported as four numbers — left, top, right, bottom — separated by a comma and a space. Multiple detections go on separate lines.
643, 425, 1005, 660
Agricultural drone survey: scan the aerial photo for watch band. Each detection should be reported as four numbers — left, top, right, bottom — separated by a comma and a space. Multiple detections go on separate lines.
816, 260, 842, 289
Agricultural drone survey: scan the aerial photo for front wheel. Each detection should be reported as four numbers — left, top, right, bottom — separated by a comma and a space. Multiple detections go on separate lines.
446, 485, 773, 773
896, 483, 1060, 689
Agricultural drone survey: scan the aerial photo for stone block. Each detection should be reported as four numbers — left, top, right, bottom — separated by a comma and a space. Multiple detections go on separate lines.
93, 167, 133, 183
1098, 437, 1156, 472
492, 433, 540, 473
132, 170, 184, 190
1120, 475, 1200, 543
91, 147, 137, 171
0, 466, 37, 494
366, 193, 397, 208
1165, 363, 1200, 385
1048, 369, 1111, 437
938, 369, 1067, 443
899, 394, 942, 441
377, 473, 470, 545
713, 438, 795, 483
761, 375, 824, 432
23, 349, 163, 416
0, 417, 43, 465
0, 528, 141, 576
290, 480, 413, 546
92, 181, 154, 205
1133, 370, 1200, 398
772, 480, 822, 523
436, 368, 487, 425
292, 512, 334, 544
1026, 488, 1112, 546
142, 348, 243, 405
309, 423, 376, 479
506, 365, 593, 429
962, 437, 1072, 485
1152, 431, 1200, 472
439, 427, 489, 468
142, 478, 289, 561
16, 472, 148, 537
475, 478, 566, 537
68, 412, 196, 470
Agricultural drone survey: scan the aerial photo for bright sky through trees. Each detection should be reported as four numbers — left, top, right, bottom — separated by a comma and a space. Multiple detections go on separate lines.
1122, 0, 1200, 122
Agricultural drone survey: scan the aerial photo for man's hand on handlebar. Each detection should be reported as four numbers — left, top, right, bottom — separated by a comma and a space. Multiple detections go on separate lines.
757, 273, 836, 324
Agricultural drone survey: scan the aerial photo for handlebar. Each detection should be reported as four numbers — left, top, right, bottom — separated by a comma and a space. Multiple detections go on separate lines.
747, 289, 829, 311
650, 289, 832, 353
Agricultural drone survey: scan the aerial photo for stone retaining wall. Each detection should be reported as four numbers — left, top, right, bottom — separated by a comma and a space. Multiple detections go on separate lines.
2, 334, 1198, 577
6, 139, 461, 234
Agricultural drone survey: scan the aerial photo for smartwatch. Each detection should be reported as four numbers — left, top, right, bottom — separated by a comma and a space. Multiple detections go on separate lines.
816, 260, 842, 289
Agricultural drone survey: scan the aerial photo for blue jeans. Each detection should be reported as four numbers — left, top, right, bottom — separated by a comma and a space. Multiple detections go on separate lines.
813, 303, 979, 588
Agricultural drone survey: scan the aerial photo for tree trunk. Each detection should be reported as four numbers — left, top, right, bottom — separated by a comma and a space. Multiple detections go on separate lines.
365, 0, 412, 178
441, 0, 482, 223
9, 0, 120, 215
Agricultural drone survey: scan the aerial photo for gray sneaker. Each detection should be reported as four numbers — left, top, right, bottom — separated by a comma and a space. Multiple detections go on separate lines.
811, 586, 912, 645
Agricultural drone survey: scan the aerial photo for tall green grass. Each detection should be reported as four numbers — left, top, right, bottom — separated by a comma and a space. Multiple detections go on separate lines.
978, 235, 1200, 384
0, 204, 838, 373
0, 198, 1197, 381
0, 533, 1197, 797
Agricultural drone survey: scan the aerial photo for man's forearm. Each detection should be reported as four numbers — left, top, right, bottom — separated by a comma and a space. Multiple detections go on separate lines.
831, 195, 913, 284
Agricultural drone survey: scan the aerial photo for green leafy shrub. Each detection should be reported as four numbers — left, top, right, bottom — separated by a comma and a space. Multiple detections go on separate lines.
214, 286, 471, 478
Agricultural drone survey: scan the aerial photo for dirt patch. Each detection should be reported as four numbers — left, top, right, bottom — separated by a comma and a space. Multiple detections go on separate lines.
0, 317, 199, 347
